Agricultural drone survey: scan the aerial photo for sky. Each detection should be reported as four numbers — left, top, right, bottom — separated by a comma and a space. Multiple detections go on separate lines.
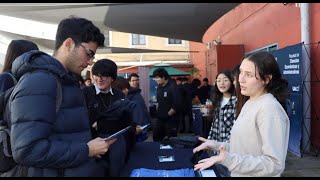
0, 15, 57, 65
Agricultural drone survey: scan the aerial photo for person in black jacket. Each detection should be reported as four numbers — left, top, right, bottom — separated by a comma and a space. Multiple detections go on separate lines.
175, 77, 187, 133
112, 76, 147, 163
82, 59, 128, 177
128, 73, 139, 89
181, 77, 194, 133
127, 73, 151, 126
198, 78, 214, 104
152, 68, 182, 142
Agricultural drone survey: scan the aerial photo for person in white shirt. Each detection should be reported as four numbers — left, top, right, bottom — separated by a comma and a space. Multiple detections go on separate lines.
193, 51, 290, 177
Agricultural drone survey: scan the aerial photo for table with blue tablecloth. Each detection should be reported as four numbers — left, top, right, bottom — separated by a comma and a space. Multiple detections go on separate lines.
120, 141, 220, 177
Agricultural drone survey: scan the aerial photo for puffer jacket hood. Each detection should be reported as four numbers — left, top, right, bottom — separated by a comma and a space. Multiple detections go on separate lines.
11, 50, 69, 81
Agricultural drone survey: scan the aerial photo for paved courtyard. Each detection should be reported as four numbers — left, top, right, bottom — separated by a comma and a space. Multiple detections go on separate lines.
282, 151, 320, 177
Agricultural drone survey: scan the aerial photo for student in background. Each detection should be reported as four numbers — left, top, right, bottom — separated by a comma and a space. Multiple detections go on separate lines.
198, 78, 213, 104
84, 78, 93, 86
82, 59, 127, 176
193, 51, 290, 177
126, 74, 151, 142
175, 77, 187, 133
152, 68, 182, 141
181, 77, 193, 133
191, 78, 201, 105
112, 76, 144, 162
127, 73, 151, 126
0, 40, 39, 93
207, 70, 236, 143
128, 73, 139, 89
206, 70, 237, 177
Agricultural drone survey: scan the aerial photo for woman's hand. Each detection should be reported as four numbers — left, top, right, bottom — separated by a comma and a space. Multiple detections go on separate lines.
193, 137, 216, 153
194, 145, 227, 171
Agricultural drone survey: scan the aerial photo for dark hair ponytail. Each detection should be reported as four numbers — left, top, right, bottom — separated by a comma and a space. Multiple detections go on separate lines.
268, 78, 289, 112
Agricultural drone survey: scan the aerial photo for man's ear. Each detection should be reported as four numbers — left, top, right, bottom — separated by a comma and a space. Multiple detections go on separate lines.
64, 38, 74, 51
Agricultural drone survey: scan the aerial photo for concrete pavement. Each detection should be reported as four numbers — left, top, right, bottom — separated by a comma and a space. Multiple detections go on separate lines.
282, 151, 320, 177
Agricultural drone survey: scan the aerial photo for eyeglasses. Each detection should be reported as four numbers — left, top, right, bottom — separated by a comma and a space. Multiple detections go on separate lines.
215, 79, 230, 84
93, 75, 108, 81
79, 44, 95, 60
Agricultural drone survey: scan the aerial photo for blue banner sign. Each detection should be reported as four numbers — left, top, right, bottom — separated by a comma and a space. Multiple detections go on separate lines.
271, 43, 303, 157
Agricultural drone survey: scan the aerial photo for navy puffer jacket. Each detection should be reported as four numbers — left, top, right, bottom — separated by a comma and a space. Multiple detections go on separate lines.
127, 88, 151, 126
8, 50, 104, 177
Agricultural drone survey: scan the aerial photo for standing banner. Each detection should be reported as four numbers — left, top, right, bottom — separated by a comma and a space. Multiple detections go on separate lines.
271, 43, 303, 157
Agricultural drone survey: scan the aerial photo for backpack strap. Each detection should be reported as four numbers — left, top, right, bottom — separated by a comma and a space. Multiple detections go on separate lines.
55, 77, 62, 113
0, 128, 12, 157
47, 73, 62, 113
47, 74, 64, 177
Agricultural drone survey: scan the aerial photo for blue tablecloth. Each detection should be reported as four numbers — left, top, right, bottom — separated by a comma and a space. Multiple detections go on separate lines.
120, 141, 220, 177
130, 168, 195, 177
120, 142, 194, 176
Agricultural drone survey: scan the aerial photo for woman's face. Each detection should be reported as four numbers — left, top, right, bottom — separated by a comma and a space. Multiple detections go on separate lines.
216, 73, 232, 96
238, 59, 268, 100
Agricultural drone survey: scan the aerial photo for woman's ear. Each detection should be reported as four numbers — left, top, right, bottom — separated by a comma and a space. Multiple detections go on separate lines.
264, 75, 272, 85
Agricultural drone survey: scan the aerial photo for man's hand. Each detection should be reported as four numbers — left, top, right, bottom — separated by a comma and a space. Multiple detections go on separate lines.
92, 121, 97, 130
87, 137, 117, 158
136, 125, 143, 135
168, 108, 176, 116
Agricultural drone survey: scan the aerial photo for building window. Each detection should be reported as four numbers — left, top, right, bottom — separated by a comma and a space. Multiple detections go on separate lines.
168, 38, 182, 44
245, 44, 278, 57
268, 44, 278, 52
132, 34, 146, 45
